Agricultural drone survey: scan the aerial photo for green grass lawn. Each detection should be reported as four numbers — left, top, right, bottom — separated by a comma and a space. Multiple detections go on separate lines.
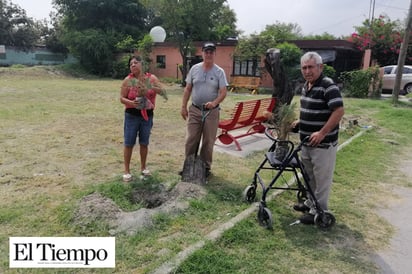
1, 66, 411, 273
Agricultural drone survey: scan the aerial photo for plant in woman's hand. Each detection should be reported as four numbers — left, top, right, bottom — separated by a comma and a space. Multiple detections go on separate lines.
128, 74, 167, 101
146, 75, 168, 101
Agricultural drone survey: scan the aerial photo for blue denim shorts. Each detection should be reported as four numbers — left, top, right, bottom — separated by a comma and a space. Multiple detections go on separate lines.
124, 112, 153, 146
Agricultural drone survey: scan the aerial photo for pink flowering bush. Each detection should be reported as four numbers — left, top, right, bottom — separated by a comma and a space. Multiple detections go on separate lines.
348, 15, 411, 66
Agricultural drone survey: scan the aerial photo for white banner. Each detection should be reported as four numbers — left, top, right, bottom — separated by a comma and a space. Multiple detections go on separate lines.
9, 237, 115, 268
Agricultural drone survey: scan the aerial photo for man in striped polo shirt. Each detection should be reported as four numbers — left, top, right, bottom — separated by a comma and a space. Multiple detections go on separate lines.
293, 51, 345, 224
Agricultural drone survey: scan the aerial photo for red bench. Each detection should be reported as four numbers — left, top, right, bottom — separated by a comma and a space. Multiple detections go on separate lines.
216, 97, 276, 151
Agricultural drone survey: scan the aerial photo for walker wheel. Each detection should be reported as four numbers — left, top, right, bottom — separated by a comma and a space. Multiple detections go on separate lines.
242, 185, 256, 203
314, 212, 336, 230
296, 190, 307, 203
257, 204, 273, 230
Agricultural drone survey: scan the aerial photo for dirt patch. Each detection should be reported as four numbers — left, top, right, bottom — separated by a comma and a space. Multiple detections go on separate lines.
73, 182, 207, 235
72, 192, 122, 226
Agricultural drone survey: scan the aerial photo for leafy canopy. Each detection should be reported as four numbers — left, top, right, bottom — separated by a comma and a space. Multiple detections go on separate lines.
0, 0, 45, 49
54, 0, 148, 75
236, 21, 302, 60
153, 0, 238, 83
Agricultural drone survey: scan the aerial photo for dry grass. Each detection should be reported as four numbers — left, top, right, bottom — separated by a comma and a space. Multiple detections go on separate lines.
0, 66, 266, 271
1, 66, 411, 273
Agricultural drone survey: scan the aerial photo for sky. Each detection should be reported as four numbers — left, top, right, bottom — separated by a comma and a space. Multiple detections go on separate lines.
11, 0, 411, 37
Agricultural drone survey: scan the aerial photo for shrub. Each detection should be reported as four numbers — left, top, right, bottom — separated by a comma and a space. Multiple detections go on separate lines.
112, 55, 130, 79
368, 66, 382, 98
323, 64, 336, 79
10, 64, 26, 69
56, 63, 97, 78
339, 66, 381, 98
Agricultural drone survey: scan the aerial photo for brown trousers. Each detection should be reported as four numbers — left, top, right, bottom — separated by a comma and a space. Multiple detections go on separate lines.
185, 104, 220, 169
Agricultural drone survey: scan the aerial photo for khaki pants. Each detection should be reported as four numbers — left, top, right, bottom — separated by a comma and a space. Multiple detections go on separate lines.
301, 143, 338, 211
185, 104, 219, 169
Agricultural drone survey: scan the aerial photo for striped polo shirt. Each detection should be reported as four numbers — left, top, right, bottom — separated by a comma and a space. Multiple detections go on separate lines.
299, 74, 343, 144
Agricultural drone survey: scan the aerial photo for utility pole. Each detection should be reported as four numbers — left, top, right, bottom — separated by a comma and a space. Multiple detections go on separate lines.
369, 0, 376, 22
393, 0, 412, 104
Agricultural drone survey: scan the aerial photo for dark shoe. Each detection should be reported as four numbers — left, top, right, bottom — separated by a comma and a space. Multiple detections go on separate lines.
178, 170, 183, 176
293, 203, 310, 212
299, 213, 315, 225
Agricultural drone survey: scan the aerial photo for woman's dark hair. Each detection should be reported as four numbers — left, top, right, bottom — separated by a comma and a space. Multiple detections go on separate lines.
128, 55, 142, 65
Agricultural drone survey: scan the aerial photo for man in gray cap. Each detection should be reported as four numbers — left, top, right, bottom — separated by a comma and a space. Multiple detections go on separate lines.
180, 42, 228, 177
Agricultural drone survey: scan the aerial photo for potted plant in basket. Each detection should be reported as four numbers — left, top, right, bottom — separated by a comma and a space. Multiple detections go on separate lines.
266, 102, 297, 160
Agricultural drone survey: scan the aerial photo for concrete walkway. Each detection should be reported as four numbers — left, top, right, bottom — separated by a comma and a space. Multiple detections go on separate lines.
214, 129, 273, 158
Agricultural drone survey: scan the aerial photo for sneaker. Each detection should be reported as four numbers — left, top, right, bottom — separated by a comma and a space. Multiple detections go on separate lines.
299, 213, 315, 225
122, 173, 132, 182
293, 203, 310, 212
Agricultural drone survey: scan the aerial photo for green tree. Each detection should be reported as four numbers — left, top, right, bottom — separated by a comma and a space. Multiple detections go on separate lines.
303, 32, 337, 40
43, 11, 69, 54
349, 15, 411, 66
264, 42, 302, 102
139, 0, 162, 28
54, 0, 148, 75
234, 23, 303, 101
61, 28, 117, 75
275, 42, 302, 75
235, 21, 302, 60
0, 0, 43, 49
157, 0, 237, 84
260, 21, 302, 42
137, 34, 154, 72
235, 33, 274, 61
209, 4, 239, 41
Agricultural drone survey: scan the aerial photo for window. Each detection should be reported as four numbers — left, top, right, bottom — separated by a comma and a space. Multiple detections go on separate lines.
232, 56, 260, 77
156, 55, 166, 69
403, 66, 412, 74
384, 66, 394, 75
35, 54, 64, 62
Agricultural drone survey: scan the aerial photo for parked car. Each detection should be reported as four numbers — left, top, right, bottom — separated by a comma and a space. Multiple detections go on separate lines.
381, 65, 412, 95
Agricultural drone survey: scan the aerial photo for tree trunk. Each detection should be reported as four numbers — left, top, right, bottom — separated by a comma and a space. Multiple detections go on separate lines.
264, 48, 294, 111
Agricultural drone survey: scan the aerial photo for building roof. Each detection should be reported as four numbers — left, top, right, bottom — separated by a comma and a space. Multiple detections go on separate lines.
288, 40, 360, 52
153, 39, 238, 48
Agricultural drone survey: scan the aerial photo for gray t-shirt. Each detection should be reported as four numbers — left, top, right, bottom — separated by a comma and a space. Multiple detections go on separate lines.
185, 62, 228, 106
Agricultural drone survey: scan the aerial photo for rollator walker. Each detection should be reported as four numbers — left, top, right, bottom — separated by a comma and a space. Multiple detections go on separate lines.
243, 128, 336, 230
